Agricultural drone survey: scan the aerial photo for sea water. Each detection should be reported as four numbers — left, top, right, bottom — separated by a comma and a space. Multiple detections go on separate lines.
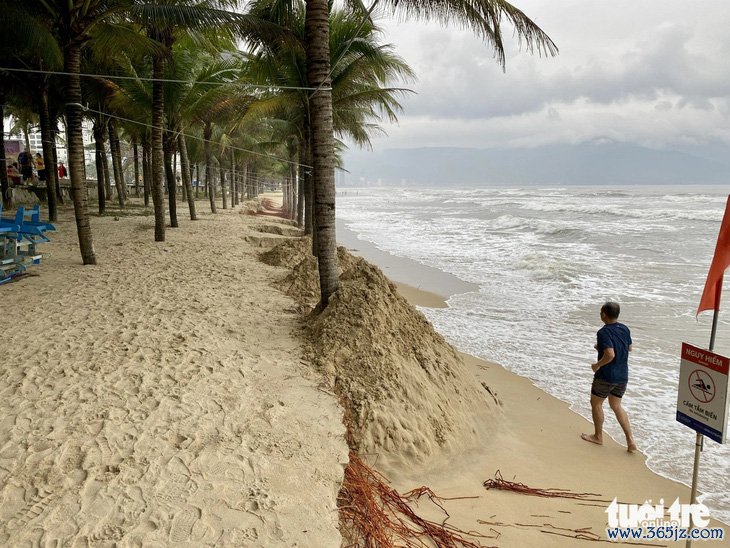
337, 185, 730, 525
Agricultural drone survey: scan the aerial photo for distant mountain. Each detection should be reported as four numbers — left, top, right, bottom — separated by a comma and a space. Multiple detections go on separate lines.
340, 141, 730, 186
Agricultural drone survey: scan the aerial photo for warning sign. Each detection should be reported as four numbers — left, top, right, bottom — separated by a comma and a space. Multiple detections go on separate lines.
676, 342, 730, 444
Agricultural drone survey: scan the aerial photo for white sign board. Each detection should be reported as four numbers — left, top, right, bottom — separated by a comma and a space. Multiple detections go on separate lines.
676, 342, 730, 444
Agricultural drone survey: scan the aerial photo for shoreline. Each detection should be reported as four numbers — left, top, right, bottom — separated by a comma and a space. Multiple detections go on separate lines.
391, 282, 728, 544
340, 235, 729, 542
342, 229, 669, 456
1, 197, 725, 546
337, 221, 479, 300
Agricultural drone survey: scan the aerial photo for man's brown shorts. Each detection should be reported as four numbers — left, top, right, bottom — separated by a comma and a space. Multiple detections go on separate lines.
591, 378, 627, 399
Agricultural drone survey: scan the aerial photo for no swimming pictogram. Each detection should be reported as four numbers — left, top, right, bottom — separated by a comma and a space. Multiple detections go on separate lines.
676, 342, 729, 444
688, 369, 715, 404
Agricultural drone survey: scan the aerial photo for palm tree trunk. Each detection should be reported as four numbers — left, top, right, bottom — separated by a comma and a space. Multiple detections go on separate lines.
102, 159, 111, 201
240, 163, 248, 201
230, 154, 236, 208
296, 162, 304, 227
64, 42, 96, 264
151, 51, 166, 241
305, 0, 338, 305
51, 126, 63, 204
290, 162, 298, 222
101, 128, 111, 201
38, 82, 58, 221
108, 118, 126, 208
177, 132, 197, 220
133, 139, 140, 197
302, 133, 314, 236
220, 161, 227, 210
163, 130, 178, 228
283, 175, 289, 216
195, 163, 200, 198
204, 122, 216, 214
142, 134, 151, 207
0, 97, 11, 210
93, 124, 106, 214
173, 151, 178, 186
232, 153, 239, 206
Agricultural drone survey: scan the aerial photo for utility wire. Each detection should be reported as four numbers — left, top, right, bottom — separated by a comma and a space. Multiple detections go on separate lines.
0, 66, 330, 92
69, 103, 310, 169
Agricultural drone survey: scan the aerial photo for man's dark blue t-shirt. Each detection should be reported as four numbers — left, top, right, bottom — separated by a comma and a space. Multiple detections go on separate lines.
595, 322, 632, 384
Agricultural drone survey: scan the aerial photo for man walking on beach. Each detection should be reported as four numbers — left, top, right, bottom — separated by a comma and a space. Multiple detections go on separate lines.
581, 302, 637, 453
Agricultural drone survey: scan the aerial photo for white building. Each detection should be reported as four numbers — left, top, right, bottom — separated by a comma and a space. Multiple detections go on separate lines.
3, 116, 95, 165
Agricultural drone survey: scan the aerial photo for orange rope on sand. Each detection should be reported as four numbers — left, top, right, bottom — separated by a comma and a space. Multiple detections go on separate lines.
483, 471, 610, 503
338, 452, 495, 548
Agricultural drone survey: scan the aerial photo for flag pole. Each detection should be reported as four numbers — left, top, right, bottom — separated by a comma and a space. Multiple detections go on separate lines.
686, 277, 722, 548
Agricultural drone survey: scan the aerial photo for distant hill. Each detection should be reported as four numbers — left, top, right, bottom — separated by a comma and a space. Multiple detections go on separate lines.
340, 141, 730, 186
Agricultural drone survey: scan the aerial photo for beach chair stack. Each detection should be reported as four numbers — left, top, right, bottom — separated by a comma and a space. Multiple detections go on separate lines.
0, 204, 56, 284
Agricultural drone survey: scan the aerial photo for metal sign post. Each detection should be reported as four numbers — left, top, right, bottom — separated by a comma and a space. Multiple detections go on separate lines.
677, 280, 730, 547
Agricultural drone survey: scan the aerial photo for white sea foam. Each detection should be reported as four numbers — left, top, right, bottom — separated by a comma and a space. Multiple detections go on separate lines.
338, 184, 730, 525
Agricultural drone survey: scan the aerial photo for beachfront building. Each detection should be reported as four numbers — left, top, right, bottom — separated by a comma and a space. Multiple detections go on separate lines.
3, 115, 95, 165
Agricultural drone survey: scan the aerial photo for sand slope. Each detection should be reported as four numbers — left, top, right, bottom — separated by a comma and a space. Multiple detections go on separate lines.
0, 204, 347, 547
263, 238, 500, 474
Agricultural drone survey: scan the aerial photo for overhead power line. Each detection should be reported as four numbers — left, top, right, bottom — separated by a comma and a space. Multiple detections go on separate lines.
0, 66, 330, 92
69, 103, 310, 170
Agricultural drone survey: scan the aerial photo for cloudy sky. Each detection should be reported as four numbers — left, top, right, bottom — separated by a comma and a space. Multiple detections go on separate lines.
350, 0, 730, 156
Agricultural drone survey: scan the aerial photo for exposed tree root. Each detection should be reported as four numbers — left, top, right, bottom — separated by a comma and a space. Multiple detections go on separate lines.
338, 452, 495, 548
483, 470, 609, 502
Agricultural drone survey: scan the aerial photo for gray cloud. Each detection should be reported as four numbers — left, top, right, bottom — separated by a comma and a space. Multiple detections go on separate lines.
361, 0, 730, 151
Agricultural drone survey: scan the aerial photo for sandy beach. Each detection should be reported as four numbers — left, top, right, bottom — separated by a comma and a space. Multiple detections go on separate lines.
0, 200, 347, 546
347, 248, 728, 547
1, 195, 727, 547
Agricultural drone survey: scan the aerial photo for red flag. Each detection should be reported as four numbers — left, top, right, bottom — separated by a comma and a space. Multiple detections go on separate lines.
697, 195, 730, 315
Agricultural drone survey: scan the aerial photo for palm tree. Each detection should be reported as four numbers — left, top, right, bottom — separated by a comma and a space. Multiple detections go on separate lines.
0, 4, 64, 217
301, 0, 557, 307
81, 54, 130, 211
182, 55, 248, 213
130, 1, 289, 240
11, 0, 160, 264
13, 0, 271, 257
246, 0, 413, 240
158, 35, 250, 222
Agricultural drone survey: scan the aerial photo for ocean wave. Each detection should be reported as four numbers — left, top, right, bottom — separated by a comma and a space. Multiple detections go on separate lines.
338, 185, 730, 526
513, 253, 586, 283
520, 201, 724, 223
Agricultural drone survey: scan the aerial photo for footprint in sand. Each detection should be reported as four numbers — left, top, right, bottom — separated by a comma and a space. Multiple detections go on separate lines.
169, 505, 201, 543
6, 487, 56, 531
195, 450, 252, 484
219, 527, 259, 544
154, 456, 198, 506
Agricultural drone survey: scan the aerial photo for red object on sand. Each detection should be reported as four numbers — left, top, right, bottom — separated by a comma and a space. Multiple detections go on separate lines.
697, 195, 730, 315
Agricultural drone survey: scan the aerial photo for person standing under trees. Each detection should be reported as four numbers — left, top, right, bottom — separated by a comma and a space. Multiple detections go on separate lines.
35, 153, 46, 182
58, 161, 68, 178
18, 149, 32, 183
7, 162, 21, 186
581, 301, 638, 453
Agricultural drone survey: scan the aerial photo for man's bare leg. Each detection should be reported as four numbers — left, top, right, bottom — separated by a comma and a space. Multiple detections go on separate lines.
609, 395, 637, 452
581, 394, 605, 445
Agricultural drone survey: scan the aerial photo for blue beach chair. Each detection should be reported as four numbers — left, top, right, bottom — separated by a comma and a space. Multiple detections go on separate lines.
0, 205, 56, 284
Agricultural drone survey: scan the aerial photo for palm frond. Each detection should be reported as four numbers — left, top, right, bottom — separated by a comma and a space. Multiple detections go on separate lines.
377, 0, 557, 68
